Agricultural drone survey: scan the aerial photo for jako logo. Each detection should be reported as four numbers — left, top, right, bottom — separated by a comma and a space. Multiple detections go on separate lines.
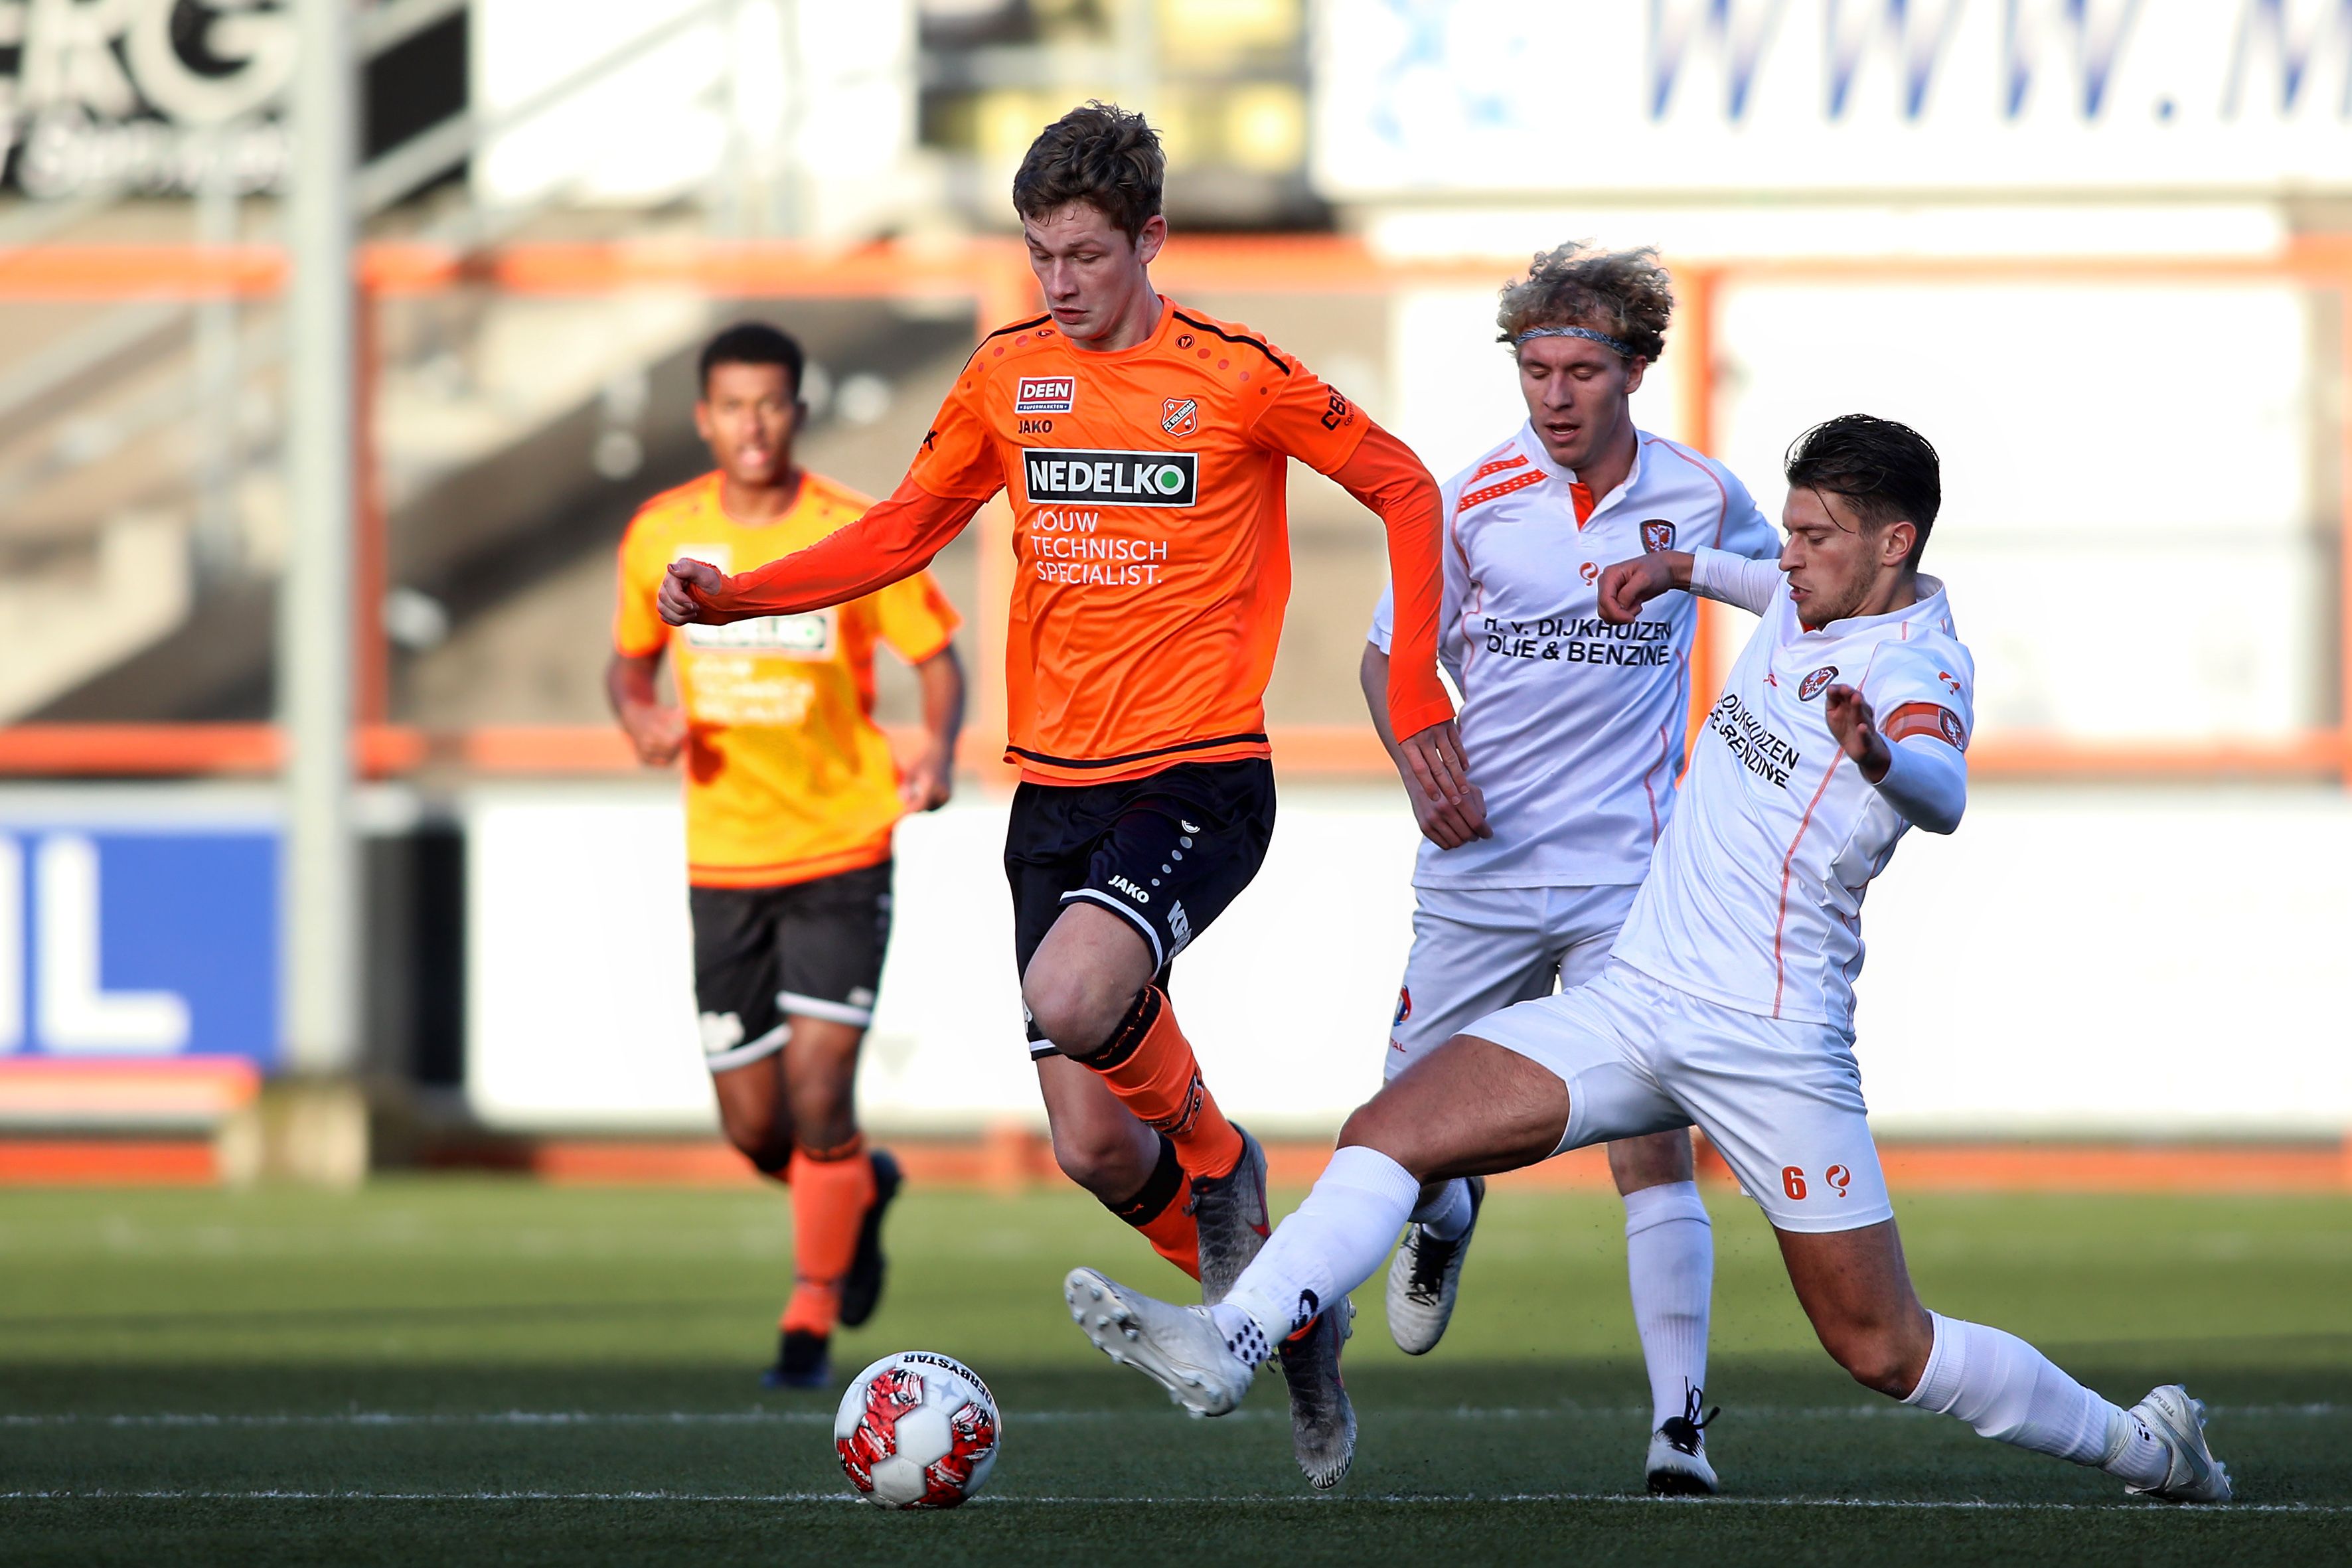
1014, 376, 1075, 414
1109, 874, 1151, 904
1024, 449, 1198, 508
1799, 665, 1838, 700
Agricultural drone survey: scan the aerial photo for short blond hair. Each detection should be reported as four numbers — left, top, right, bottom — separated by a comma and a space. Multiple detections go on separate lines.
1496, 242, 1674, 362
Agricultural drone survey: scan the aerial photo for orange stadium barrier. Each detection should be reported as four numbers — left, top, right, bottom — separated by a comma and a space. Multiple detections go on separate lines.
1, 233, 2348, 783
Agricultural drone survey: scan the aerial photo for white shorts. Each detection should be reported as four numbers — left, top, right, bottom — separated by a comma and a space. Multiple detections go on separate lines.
1385, 883, 1639, 1081
1467, 959, 1894, 1233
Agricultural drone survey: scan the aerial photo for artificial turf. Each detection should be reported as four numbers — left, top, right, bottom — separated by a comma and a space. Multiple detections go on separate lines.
2, 1177, 2346, 1565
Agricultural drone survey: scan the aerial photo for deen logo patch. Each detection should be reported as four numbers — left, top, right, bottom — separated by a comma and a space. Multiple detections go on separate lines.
1023, 449, 1198, 508
1014, 376, 1075, 414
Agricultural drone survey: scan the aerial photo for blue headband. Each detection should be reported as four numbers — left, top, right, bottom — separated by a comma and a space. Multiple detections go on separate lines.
1516, 325, 1636, 356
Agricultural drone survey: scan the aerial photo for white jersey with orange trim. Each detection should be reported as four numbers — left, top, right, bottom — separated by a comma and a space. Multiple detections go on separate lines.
1610, 552, 1976, 1030
1370, 422, 1778, 890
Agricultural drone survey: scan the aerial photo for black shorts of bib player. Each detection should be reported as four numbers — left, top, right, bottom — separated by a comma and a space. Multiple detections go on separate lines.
1004, 759, 1277, 1061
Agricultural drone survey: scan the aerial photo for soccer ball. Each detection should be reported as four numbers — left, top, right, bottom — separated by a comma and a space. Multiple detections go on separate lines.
833, 1350, 1002, 1509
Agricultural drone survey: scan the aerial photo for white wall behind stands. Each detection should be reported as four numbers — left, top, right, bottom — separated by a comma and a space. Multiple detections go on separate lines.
466, 783, 2352, 1139
471, 0, 919, 233
1311, 0, 2352, 200
1385, 268, 2327, 751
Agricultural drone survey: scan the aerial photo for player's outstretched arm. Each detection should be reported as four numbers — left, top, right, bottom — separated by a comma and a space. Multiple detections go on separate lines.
657, 475, 987, 627
1824, 684, 1967, 834
605, 650, 686, 767
1360, 641, 1488, 847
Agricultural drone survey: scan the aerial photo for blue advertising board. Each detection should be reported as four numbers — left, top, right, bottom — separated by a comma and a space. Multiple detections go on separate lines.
0, 808, 279, 1066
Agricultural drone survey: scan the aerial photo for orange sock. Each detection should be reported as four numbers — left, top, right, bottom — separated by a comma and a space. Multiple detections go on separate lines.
780, 1136, 878, 1337
1109, 1131, 1201, 1281
1077, 988, 1243, 1182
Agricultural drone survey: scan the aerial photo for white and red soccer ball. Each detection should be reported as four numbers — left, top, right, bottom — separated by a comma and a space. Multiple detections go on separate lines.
833, 1351, 1001, 1509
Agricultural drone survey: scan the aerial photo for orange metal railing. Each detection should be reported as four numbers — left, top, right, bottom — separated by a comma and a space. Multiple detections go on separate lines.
1, 233, 2346, 785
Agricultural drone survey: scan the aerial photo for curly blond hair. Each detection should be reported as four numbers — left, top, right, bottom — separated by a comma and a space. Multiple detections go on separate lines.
1496, 242, 1674, 362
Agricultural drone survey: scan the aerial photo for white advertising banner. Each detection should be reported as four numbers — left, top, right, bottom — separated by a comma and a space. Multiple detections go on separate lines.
466, 783, 2352, 1138
1313, 0, 2352, 200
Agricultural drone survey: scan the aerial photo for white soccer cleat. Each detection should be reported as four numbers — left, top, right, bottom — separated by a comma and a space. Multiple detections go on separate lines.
2124, 1385, 2232, 1504
1644, 1385, 1721, 1496
1063, 1266, 1256, 1417
1384, 1175, 1484, 1356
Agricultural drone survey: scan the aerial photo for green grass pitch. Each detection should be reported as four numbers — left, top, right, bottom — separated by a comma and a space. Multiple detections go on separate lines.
2, 1177, 2347, 1565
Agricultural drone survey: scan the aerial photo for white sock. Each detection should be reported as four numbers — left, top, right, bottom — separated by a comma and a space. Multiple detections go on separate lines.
1409, 1178, 1474, 1241
1223, 1144, 1423, 1356
1903, 1311, 2157, 1480
1622, 1181, 1713, 1431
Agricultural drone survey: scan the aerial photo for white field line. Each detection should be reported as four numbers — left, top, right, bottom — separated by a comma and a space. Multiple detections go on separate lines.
0, 1488, 2346, 1515
1, 1403, 2341, 1429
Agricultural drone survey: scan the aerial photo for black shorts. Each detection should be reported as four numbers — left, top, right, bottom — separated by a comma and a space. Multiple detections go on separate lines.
689, 860, 894, 1074
1004, 759, 1276, 1058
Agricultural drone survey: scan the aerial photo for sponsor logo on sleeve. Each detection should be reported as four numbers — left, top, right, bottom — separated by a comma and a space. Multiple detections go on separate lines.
1014, 376, 1075, 414
1023, 449, 1198, 507
1798, 665, 1839, 701
1641, 519, 1677, 552
1393, 986, 1412, 1026
1160, 397, 1198, 437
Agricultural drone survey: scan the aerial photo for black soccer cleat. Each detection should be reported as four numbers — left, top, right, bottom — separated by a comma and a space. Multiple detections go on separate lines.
837, 1148, 903, 1330
762, 1328, 831, 1389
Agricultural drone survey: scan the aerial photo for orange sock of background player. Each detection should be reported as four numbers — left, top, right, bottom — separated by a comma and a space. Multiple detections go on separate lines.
1079, 988, 1245, 1182
779, 1136, 877, 1336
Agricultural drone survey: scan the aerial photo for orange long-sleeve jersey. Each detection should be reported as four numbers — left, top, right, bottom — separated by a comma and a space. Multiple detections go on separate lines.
688, 296, 1450, 785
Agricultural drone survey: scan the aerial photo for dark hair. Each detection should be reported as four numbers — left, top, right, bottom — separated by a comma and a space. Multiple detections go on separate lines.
698, 321, 804, 399
1012, 102, 1164, 243
1784, 414, 1941, 567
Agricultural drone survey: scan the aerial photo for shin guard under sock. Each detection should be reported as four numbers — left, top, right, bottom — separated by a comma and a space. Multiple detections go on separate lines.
1105, 1131, 1201, 1281
1223, 1144, 1423, 1352
1622, 1181, 1715, 1431
1073, 987, 1243, 1182
1903, 1311, 2134, 1472
781, 1135, 878, 1337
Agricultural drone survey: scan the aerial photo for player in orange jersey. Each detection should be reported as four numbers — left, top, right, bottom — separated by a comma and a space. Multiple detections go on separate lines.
611, 321, 967, 1390
658, 106, 1466, 1486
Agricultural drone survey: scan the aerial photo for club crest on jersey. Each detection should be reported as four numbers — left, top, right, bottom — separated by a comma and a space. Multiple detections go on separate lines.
1160, 397, 1199, 437
1014, 376, 1075, 414
1799, 666, 1839, 701
1640, 519, 1676, 553
1938, 709, 1966, 747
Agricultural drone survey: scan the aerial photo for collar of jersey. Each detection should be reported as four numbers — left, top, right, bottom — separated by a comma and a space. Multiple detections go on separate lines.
1798, 574, 1951, 640
1047, 295, 1178, 363
1517, 420, 1646, 519
701, 468, 824, 532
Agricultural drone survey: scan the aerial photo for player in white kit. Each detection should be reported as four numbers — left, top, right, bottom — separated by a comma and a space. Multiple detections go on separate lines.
1065, 416, 2231, 1504
1358, 244, 1778, 1494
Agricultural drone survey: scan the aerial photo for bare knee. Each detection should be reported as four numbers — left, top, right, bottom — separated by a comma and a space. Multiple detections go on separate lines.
1336, 1094, 1435, 1180
718, 1103, 792, 1177
1022, 967, 1133, 1057
1608, 1129, 1695, 1195
1814, 1313, 1934, 1399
